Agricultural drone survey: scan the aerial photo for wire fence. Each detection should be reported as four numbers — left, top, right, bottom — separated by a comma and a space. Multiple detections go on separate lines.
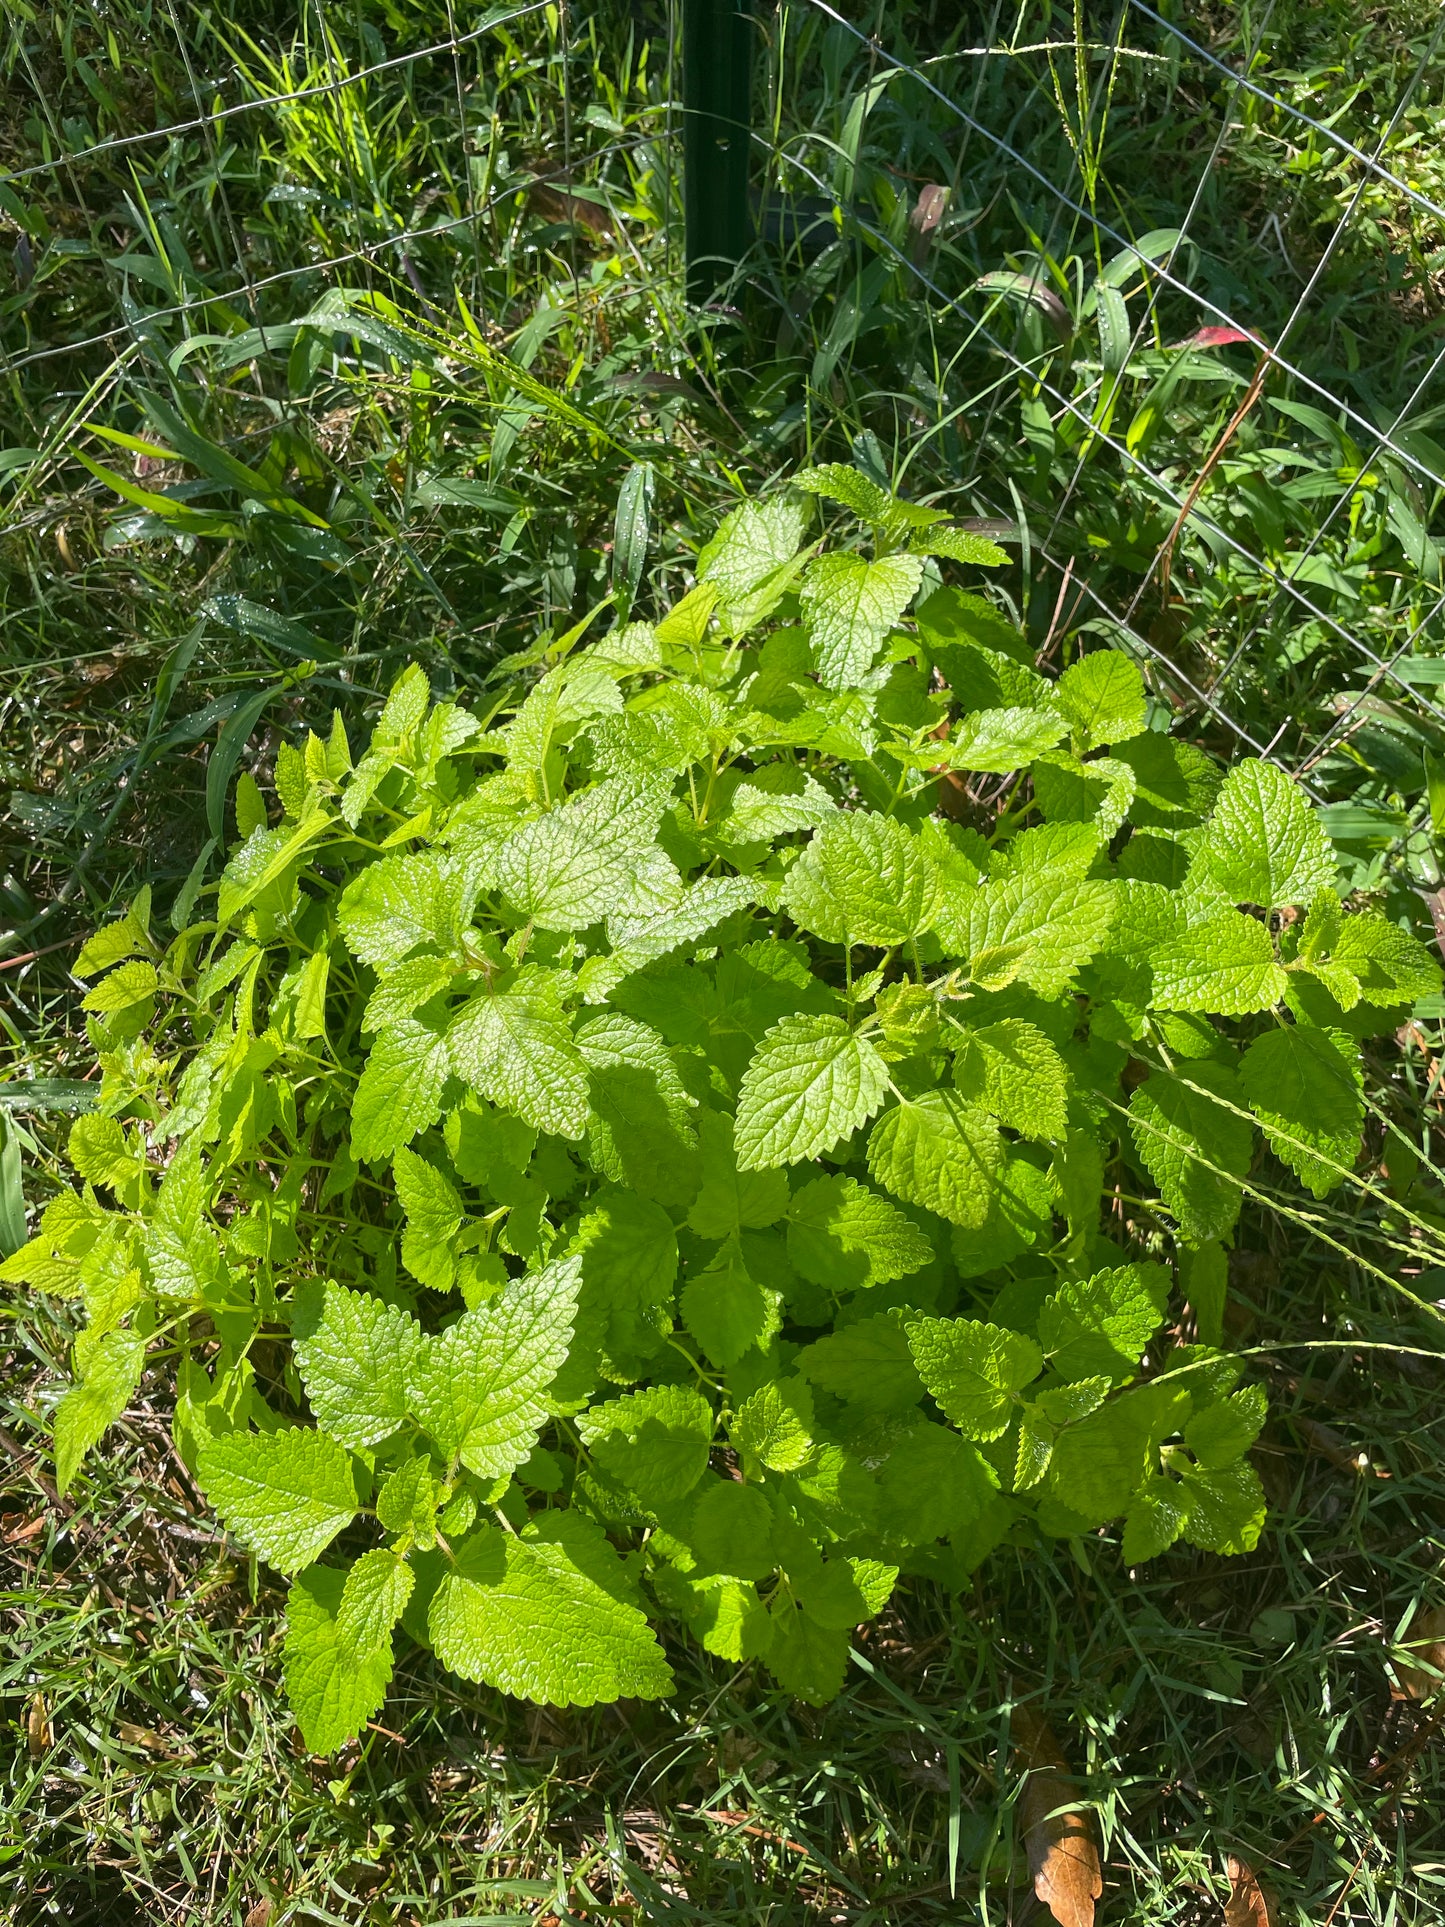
4, 0, 1445, 887
753, 2, 1445, 782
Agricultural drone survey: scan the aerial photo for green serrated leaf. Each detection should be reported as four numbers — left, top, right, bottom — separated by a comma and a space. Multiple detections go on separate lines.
495, 776, 677, 931
1333, 914, 1442, 1006
1192, 761, 1336, 909
943, 705, 1067, 773
1121, 1475, 1192, 1563
954, 869, 1115, 996
730, 1376, 816, 1471
801, 552, 925, 688
68, 1114, 144, 1196
680, 1237, 781, 1367
350, 1012, 451, 1163
1128, 1062, 1254, 1244
198, 1427, 359, 1574
576, 1011, 699, 1207
1037, 1263, 1170, 1382
781, 811, 939, 947
362, 954, 452, 1034
662, 1571, 772, 1662
690, 1479, 776, 1580
1032, 750, 1136, 839
578, 1383, 713, 1510
54, 1328, 145, 1493
1184, 1384, 1268, 1469
877, 1423, 999, 1540
735, 1015, 889, 1170
394, 1146, 466, 1284
1181, 1456, 1266, 1554
1151, 910, 1287, 1015
1015, 1411, 1054, 1489
953, 1019, 1071, 1141
428, 1514, 673, 1704
908, 1316, 1043, 1438
284, 1565, 393, 1754
799, 1314, 923, 1413
1239, 1024, 1362, 1196
793, 463, 943, 532
410, 1255, 581, 1477
1032, 1377, 1112, 1425
764, 1595, 850, 1703
867, 1092, 1003, 1227
449, 973, 589, 1140
1045, 1384, 1172, 1526
570, 1188, 678, 1369
337, 853, 449, 968
686, 1108, 789, 1238
375, 1455, 440, 1548
1055, 651, 1147, 750
909, 525, 1008, 566
74, 902, 150, 977
697, 497, 811, 632
785, 1174, 932, 1290
949, 1149, 1052, 1279
336, 1548, 414, 1659
605, 875, 761, 977
294, 1281, 422, 1449
80, 958, 158, 1014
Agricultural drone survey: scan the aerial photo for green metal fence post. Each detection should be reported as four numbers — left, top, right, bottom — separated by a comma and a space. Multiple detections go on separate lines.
682, 0, 753, 305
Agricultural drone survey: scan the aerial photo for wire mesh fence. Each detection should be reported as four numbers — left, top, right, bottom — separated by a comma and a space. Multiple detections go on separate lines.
744, 3, 1445, 851
3, 0, 1445, 914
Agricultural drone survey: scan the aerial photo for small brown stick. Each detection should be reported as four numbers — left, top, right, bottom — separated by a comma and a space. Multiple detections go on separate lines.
1156, 346, 1271, 600
0, 932, 88, 972
1040, 555, 1079, 663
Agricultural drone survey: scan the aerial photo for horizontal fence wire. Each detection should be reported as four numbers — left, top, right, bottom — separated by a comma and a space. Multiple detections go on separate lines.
1, 5, 667, 386
0, 1, 552, 189
753, 141, 1288, 765
6, 0, 1445, 808
1, 134, 661, 382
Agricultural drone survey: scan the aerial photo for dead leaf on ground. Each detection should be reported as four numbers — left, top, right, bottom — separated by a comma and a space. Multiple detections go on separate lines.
116, 1719, 185, 1758
1291, 1414, 1386, 1478
911, 183, 949, 235
1013, 1705, 1103, 1927
526, 179, 614, 238
909, 183, 948, 264
1392, 1604, 1445, 1701
1223, 1852, 1276, 1927
25, 1693, 51, 1758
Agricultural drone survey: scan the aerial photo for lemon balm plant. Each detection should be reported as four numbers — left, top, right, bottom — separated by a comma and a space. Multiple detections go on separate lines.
9, 468, 1439, 1750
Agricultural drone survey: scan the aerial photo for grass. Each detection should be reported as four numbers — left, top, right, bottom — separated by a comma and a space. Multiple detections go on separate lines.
4, 0, 1445, 1921
7, 1223, 1445, 1925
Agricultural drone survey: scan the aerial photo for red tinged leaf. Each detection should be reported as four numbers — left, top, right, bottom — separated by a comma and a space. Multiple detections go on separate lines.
1174, 325, 1257, 349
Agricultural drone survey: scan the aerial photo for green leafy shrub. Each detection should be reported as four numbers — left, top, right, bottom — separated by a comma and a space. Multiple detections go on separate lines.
9, 468, 1440, 1750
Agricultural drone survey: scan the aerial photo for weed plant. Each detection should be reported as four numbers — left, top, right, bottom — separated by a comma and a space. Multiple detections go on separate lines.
3, 2, 1445, 1923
